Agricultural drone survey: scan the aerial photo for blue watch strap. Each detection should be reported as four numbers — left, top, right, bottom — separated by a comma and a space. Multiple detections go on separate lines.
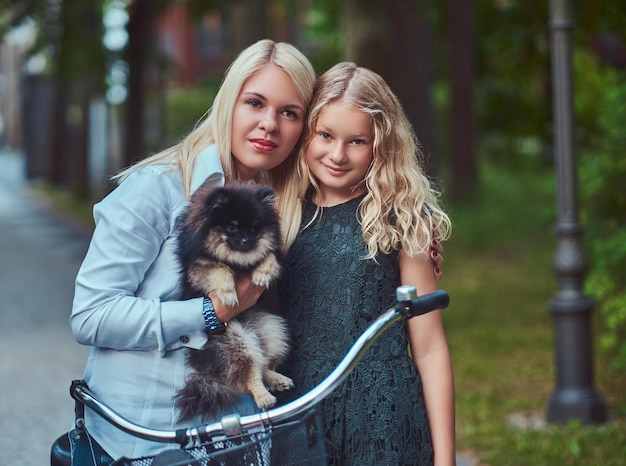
202, 297, 227, 334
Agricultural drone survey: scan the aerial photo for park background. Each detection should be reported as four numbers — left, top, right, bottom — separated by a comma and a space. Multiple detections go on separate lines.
1, 1, 624, 464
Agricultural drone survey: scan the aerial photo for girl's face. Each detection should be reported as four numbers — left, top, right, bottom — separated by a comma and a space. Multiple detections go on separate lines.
306, 102, 374, 206
231, 64, 306, 181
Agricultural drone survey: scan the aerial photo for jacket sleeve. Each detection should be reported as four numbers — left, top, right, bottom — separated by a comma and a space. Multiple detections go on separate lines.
70, 167, 206, 354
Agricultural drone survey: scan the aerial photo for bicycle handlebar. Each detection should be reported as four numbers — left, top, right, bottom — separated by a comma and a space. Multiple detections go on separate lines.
70, 287, 449, 447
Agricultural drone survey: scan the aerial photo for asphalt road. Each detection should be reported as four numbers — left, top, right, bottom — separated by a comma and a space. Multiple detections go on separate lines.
0, 150, 91, 465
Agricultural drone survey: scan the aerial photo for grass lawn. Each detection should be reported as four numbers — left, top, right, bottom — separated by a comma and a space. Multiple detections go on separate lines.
443, 163, 626, 465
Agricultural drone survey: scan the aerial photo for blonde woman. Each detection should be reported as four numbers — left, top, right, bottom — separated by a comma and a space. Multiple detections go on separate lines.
69, 39, 316, 464
278, 62, 455, 465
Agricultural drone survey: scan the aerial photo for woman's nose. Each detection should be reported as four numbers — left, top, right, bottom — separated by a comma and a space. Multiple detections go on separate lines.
258, 111, 278, 133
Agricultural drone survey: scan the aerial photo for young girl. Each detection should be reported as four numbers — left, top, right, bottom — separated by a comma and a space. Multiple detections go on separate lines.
278, 62, 455, 465
69, 39, 316, 464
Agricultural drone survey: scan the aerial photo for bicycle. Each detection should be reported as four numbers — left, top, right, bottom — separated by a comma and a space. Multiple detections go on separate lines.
51, 286, 449, 466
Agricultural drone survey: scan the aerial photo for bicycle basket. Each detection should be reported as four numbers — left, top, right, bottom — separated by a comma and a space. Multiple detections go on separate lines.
112, 408, 327, 466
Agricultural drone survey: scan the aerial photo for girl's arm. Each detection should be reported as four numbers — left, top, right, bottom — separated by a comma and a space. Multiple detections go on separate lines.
400, 250, 456, 466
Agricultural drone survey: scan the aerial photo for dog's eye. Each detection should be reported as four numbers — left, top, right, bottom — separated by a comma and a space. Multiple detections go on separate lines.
225, 225, 238, 234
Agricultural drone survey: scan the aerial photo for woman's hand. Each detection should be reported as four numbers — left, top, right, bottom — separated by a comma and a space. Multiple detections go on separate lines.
209, 274, 265, 323
431, 239, 444, 281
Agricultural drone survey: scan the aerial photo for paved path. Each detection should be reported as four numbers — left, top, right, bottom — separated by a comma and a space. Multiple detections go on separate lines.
0, 150, 91, 465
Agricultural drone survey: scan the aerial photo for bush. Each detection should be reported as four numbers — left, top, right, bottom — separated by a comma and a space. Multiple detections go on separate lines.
165, 83, 218, 145
579, 75, 626, 373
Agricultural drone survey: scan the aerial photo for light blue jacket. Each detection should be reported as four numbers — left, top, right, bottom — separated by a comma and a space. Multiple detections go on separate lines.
70, 146, 257, 459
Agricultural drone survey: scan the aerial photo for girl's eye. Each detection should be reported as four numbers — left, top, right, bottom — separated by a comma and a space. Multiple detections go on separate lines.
352, 139, 365, 145
320, 132, 331, 140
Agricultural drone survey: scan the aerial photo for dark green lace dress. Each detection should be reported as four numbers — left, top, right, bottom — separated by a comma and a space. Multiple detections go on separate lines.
278, 195, 434, 466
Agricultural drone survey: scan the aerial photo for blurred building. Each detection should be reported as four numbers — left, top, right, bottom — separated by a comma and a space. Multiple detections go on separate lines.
157, 5, 226, 88
0, 20, 36, 149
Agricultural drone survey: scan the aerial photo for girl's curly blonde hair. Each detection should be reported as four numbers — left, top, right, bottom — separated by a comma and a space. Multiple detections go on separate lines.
295, 62, 451, 259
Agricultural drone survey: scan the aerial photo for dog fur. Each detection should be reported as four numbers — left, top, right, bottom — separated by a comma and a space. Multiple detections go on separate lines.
174, 181, 293, 422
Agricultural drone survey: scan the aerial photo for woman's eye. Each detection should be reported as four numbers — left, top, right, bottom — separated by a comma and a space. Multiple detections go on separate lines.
282, 109, 298, 119
247, 100, 261, 108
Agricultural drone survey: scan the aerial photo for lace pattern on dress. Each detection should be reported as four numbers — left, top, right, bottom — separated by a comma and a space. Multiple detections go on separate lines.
279, 196, 434, 465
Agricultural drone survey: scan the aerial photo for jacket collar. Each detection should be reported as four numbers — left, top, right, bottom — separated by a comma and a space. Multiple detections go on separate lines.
190, 145, 225, 195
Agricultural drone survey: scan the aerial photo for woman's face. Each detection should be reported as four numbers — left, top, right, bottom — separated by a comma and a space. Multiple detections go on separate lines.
231, 64, 306, 181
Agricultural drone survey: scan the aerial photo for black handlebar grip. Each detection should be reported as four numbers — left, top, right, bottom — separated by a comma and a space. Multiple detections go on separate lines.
395, 287, 450, 318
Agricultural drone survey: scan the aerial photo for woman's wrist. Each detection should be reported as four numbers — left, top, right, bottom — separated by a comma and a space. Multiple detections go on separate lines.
202, 297, 227, 334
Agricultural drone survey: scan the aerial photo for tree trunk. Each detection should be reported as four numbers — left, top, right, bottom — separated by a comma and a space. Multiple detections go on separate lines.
341, 0, 389, 71
49, 0, 104, 197
388, 0, 437, 177
49, 78, 68, 186
342, 0, 437, 177
227, 0, 268, 60
124, 0, 157, 168
447, 0, 477, 199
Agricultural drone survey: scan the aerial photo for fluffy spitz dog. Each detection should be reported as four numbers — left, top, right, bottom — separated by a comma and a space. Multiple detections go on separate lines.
174, 180, 293, 422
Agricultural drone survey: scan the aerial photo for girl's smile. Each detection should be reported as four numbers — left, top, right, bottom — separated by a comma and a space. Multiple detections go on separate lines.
306, 102, 374, 206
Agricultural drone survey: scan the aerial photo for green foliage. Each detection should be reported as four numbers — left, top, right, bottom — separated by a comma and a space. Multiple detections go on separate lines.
25, 0, 107, 86
33, 183, 97, 228
579, 69, 626, 373
299, 0, 343, 74
448, 160, 555, 251
446, 160, 626, 465
475, 0, 552, 143
164, 82, 218, 145
473, 1, 626, 171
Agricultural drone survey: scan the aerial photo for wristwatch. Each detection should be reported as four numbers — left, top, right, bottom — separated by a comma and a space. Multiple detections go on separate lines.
202, 297, 227, 334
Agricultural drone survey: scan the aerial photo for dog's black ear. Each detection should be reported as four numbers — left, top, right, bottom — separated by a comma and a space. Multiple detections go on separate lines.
208, 190, 229, 211
257, 187, 276, 205
190, 179, 217, 205
183, 183, 225, 234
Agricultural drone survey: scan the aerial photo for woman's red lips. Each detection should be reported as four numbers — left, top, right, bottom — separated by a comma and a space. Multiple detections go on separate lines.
249, 139, 278, 152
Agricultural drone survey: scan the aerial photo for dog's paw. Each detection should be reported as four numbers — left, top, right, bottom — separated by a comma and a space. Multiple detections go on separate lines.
251, 269, 274, 288
215, 287, 238, 307
253, 391, 277, 410
265, 370, 294, 392
251, 255, 281, 288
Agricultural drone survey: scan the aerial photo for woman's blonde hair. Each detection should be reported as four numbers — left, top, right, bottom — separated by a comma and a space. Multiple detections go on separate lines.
113, 39, 316, 248
297, 62, 451, 258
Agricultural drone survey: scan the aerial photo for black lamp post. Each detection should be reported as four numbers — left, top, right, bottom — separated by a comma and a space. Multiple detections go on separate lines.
546, 0, 606, 424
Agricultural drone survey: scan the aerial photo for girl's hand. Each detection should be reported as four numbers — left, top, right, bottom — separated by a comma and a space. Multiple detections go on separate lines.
431, 239, 444, 281
209, 274, 265, 323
